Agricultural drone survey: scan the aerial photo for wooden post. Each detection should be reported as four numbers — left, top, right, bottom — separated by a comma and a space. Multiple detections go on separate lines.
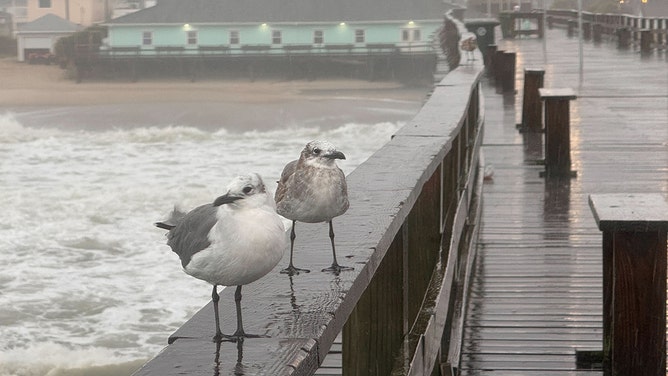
567, 19, 577, 37
617, 27, 631, 49
593, 23, 602, 43
493, 49, 505, 81
517, 68, 545, 132
537, 14, 544, 38
498, 51, 516, 93
640, 29, 652, 53
655, 24, 664, 48
589, 194, 668, 376
539, 88, 577, 178
583, 22, 592, 40
485, 44, 497, 74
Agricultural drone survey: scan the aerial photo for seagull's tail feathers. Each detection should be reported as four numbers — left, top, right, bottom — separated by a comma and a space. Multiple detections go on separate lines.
155, 221, 175, 230
155, 206, 188, 230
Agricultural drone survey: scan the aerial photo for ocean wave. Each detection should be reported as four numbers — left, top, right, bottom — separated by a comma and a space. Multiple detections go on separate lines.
1, 111, 402, 148
0, 113, 61, 143
0, 343, 147, 376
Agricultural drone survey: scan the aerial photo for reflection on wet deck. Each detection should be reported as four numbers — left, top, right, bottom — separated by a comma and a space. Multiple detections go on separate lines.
460, 26, 667, 375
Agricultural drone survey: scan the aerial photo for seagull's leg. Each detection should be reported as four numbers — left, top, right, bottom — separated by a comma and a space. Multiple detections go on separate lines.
212, 285, 224, 342
322, 220, 354, 273
232, 285, 245, 338
280, 220, 310, 275
227, 285, 267, 340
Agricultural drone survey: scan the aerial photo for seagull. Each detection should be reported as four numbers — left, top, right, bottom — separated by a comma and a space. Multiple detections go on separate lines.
460, 36, 478, 61
155, 173, 287, 342
275, 140, 352, 275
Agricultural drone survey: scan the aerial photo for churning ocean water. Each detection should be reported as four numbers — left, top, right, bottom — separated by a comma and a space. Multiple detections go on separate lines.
0, 104, 412, 376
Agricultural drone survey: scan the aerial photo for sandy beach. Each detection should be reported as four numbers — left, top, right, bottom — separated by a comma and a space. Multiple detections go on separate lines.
0, 57, 430, 131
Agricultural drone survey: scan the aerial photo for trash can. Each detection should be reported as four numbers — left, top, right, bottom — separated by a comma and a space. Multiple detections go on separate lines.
464, 19, 501, 61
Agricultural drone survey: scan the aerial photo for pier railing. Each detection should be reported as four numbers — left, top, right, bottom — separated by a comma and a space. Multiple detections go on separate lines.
546, 9, 668, 50
132, 13, 483, 376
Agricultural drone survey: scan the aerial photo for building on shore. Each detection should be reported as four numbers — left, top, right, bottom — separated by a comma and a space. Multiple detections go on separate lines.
16, 13, 80, 62
88, 0, 452, 81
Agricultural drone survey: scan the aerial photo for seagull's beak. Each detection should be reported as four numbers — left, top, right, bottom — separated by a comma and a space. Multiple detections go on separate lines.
213, 194, 243, 207
326, 150, 346, 160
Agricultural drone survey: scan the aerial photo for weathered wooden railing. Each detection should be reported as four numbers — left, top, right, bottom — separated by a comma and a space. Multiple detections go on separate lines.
546, 9, 668, 51
132, 14, 484, 376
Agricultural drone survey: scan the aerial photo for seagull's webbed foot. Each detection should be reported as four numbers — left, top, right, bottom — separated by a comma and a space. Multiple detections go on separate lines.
213, 333, 233, 343
280, 265, 311, 276
321, 263, 354, 274
220, 332, 269, 343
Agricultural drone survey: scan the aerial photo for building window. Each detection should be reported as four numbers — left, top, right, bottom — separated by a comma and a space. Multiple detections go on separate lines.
39, 0, 51, 8
187, 30, 197, 45
142, 31, 152, 45
229, 30, 239, 45
272, 30, 282, 45
401, 28, 421, 42
313, 30, 324, 44
355, 29, 365, 43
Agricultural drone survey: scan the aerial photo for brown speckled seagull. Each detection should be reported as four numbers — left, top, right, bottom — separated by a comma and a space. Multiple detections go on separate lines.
275, 140, 352, 275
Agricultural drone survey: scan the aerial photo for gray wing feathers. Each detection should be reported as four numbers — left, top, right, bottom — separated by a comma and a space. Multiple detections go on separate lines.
275, 159, 298, 204
161, 204, 218, 268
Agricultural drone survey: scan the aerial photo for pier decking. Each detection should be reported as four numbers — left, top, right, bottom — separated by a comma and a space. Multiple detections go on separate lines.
460, 26, 668, 375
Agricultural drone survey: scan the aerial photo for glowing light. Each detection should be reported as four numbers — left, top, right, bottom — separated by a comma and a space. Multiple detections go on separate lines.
408, 21, 415, 26
183, 23, 192, 31
339, 22, 346, 26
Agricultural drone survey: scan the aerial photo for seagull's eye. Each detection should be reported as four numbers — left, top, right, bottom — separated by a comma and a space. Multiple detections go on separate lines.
242, 186, 253, 194
313, 148, 321, 154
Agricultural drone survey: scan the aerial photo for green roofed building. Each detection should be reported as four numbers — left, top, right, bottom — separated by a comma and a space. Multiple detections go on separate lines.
97, 0, 453, 80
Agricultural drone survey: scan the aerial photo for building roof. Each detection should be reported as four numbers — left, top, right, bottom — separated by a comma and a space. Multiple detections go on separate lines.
107, 0, 452, 24
17, 13, 80, 33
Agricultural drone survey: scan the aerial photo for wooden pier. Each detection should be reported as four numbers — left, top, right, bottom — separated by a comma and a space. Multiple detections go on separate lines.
130, 13, 668, 376
460, 24, 668, 375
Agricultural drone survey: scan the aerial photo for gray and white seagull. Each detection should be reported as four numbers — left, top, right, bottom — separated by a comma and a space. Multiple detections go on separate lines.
275, 140, 352, 275
156, 173, 287, 342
